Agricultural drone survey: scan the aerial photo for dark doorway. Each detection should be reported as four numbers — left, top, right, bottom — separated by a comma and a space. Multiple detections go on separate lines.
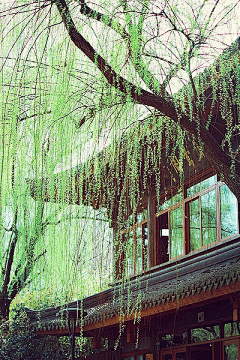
156, 212, 169, 265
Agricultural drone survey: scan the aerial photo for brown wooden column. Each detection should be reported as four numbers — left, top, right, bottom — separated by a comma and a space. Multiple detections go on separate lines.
112, 220, 120, 281
93, 329, 102, 349
147, 188, 155, 268
232, 298, 240, 321
126, 323, 136, 343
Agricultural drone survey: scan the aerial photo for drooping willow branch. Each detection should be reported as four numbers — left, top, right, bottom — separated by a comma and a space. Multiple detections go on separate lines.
78, 0, 162, 95
53, 0, 240, 200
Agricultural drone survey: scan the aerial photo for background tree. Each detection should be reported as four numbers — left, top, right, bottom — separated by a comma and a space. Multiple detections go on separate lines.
1, 0, 240, 320
53, 0, 240, 197
2, 0, 239, 196
0, 31, 113, 319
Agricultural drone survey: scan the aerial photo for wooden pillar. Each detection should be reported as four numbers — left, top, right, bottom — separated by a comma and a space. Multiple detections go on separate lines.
93, 329, 102, 349
212, 342, 221, 360
112, 220, 124, 281
232, 300, 239, 322
147, 189, 155, 268
126, 323, 136, 343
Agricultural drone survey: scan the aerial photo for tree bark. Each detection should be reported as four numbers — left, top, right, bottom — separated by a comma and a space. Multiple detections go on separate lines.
0, 293, 11, 321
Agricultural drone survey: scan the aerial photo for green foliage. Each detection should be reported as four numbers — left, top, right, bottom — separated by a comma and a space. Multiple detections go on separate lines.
0, 0, 240, 333
0, 304, 107, 359
0, 305, 69, 360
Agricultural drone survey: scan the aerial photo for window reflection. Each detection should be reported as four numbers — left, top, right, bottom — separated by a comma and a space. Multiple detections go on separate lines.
224, 322, 240, 337
220, 184, 238, 238
142, 223, 148, 269
201, 190, 217, 245
170, 206, 183, 258
191, 325, 220, 343
136, 226, 142, 273
158, 191, 183, 212
163, 355, 172, 360
187, 175, 217, 197
224, 343, 238, 360
122, 209, 148, 277
161, 331, 187, 347
121, 175, 239, 279
125, 230, 134, 276
189, 198, 201, 251
176, 353, 186, 360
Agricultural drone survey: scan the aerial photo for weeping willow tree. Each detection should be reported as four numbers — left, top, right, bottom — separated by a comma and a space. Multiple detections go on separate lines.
0, 0, 240, 323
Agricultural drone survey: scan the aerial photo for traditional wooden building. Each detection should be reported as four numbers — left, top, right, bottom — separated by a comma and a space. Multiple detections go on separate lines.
26, 39, 240, 360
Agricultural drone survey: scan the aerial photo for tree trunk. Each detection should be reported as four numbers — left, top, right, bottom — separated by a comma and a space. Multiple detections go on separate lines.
0, 293, 11, 321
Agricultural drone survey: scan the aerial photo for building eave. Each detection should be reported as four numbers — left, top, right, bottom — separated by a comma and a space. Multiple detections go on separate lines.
26, 236, 240, 336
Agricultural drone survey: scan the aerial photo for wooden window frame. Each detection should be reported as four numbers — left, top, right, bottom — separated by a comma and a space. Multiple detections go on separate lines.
222, 338, 240, 360
119, 214, 148, 278
160, 346, 186, 360
155, 173, 240, 266
122, 350, 150, 360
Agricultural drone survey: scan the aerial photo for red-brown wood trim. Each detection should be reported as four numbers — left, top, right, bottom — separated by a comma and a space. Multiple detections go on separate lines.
222, 338, 240, 360
184, 167, 216, 190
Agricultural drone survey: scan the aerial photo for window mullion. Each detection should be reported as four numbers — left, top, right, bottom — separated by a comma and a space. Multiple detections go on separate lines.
216, 183, 221, 242
183, 201, 187, 255
133, 228, 136, 274
168, 210, 171, 259
200, 196, 203, 247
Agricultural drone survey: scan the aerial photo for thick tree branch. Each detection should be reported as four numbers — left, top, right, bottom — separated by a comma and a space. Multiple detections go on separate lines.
78, 0, 162, 95
54, 0, 240, 199
55, 0, 177, 118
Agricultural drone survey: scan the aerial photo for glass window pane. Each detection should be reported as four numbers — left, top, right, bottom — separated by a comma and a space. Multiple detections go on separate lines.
125, 230, 134, 276
126, 208, 147, 227
126, 213, 135, 227
170, 206, 183, 258
224, 343, 238, 360
187, 175, 217, 197
137, 356, 143, 360
189, 198, 201, 251
161, 334, 174, 348
201, 189, 217, 245
220, 184, 238, 238
163, 355, 172, 360
176, 353, 186, 360
224, 322, 240, 337
136, 208, 147, 223
191, 325, 220, 343
142, 223, 148, 270
136, 226, 142, 273
158, 191, 183, 212
161, 331, 187, 348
